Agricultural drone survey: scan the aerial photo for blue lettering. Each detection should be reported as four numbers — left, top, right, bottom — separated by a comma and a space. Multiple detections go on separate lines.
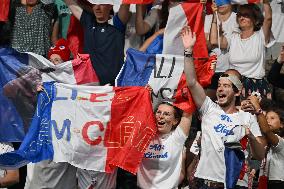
144, 152, 168, 159
70, 89, 77, 100
149, 144, 164, 151
220, 114, 232, 122
214, 124, 234, 136
51, 119, 71, 141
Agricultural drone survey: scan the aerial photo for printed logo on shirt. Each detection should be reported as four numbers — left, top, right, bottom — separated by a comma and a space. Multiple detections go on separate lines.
144, 144, 168, 159
213, 114, 238, 136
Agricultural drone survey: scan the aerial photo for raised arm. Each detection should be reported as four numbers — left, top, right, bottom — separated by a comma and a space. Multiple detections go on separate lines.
64, 0, 83, 20
181, 26, 207, 109
179, 112, 192, 137
209, 4, 228, 49
139, 28, 164, 52
248, 96, 279, 146
262, 0, 272, 44
135, 5, 152, 35
117, 4, 131, 25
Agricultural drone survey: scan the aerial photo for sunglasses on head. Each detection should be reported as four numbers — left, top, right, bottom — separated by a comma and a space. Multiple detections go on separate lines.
237, 12, 251, 18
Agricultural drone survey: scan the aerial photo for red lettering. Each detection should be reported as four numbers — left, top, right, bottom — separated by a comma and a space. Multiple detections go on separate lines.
89, 93, 108, 102
82, 121, 104, 146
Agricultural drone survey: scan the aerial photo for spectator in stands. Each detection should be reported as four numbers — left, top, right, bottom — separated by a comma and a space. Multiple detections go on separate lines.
0, 142, 19, 188
268, 45, 284, 89
64, 0, 131, 85
10, 0, 57, 57
210, 2, 274, 99
137, 101, 192, 189
242, 96, 284, 189
182, 25, 265, 189
206, 1, 239, 101
48, 38, 71, 64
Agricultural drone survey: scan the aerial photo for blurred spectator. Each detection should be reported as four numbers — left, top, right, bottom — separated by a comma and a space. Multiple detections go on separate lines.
10, 0, 57, 57
243, 96, 284, 189
206, 1, 239, 101
64, 0, 130, 85
0, 143, 19, 188
210, 2, 274, 99
268, 45, 284, 89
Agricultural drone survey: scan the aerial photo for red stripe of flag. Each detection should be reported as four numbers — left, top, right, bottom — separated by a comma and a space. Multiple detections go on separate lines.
105, 87, 156, 174
0, 0, 10, 22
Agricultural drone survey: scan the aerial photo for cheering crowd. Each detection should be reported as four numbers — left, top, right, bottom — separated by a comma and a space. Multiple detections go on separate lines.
0, 0, 284, 189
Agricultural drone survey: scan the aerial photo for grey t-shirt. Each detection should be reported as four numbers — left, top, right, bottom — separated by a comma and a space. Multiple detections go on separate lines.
24, 161, 77, 189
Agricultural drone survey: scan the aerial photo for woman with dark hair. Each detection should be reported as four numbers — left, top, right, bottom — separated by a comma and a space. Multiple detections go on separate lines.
137, 101, 192, 189
210, 2, 273, 99
243, 96, 284, 189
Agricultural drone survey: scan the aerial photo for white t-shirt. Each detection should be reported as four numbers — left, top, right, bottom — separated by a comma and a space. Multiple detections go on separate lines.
194, 97, 262, 183
137, 126, 187, 189
268, 136, 284, 181
0, 142, 14, 189
204, 13, 239, 73
228, 29, 269, 79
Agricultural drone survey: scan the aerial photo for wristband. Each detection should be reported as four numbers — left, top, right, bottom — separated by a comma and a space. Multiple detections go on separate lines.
184, 49, 193, 58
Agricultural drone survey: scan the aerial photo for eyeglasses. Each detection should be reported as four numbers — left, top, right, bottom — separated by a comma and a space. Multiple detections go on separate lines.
236, 13, 251, 19
155, 110, 174, 117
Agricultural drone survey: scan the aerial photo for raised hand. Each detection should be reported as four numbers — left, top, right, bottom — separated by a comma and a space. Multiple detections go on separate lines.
181, 26, 196, 51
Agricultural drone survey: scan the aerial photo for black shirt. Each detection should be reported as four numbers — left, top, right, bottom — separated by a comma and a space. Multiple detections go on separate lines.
80, 11, 125, 85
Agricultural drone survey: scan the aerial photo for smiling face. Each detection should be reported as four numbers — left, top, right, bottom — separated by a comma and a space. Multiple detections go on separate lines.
92, 4, 113, 23
155, 104, 179, 134
237, 8, 255, 31
216, 78, 237, 108
266, 111, 283, 133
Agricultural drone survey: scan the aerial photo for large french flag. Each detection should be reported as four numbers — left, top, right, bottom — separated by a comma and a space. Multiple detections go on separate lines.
0, 0, 10, 21
116, 48, 215, 112
0, 47, 99, 142
0, 82, 156, 174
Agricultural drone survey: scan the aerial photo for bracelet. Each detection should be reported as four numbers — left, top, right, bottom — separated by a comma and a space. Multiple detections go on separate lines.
255, 108, 263, 116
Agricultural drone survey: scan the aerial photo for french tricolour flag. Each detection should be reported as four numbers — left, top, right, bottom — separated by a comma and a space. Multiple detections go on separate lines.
0, 82, 156, 174
0, 47, 99, 142
116, 48, 215, 112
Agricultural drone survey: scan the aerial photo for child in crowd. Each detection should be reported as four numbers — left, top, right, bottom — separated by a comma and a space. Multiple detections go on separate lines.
242, 96, 284, 189
48, 38, 71, 65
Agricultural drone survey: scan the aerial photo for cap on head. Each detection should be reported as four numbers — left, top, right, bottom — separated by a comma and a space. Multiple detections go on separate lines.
215, 0, 231, 6
48, 39, 71, 62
